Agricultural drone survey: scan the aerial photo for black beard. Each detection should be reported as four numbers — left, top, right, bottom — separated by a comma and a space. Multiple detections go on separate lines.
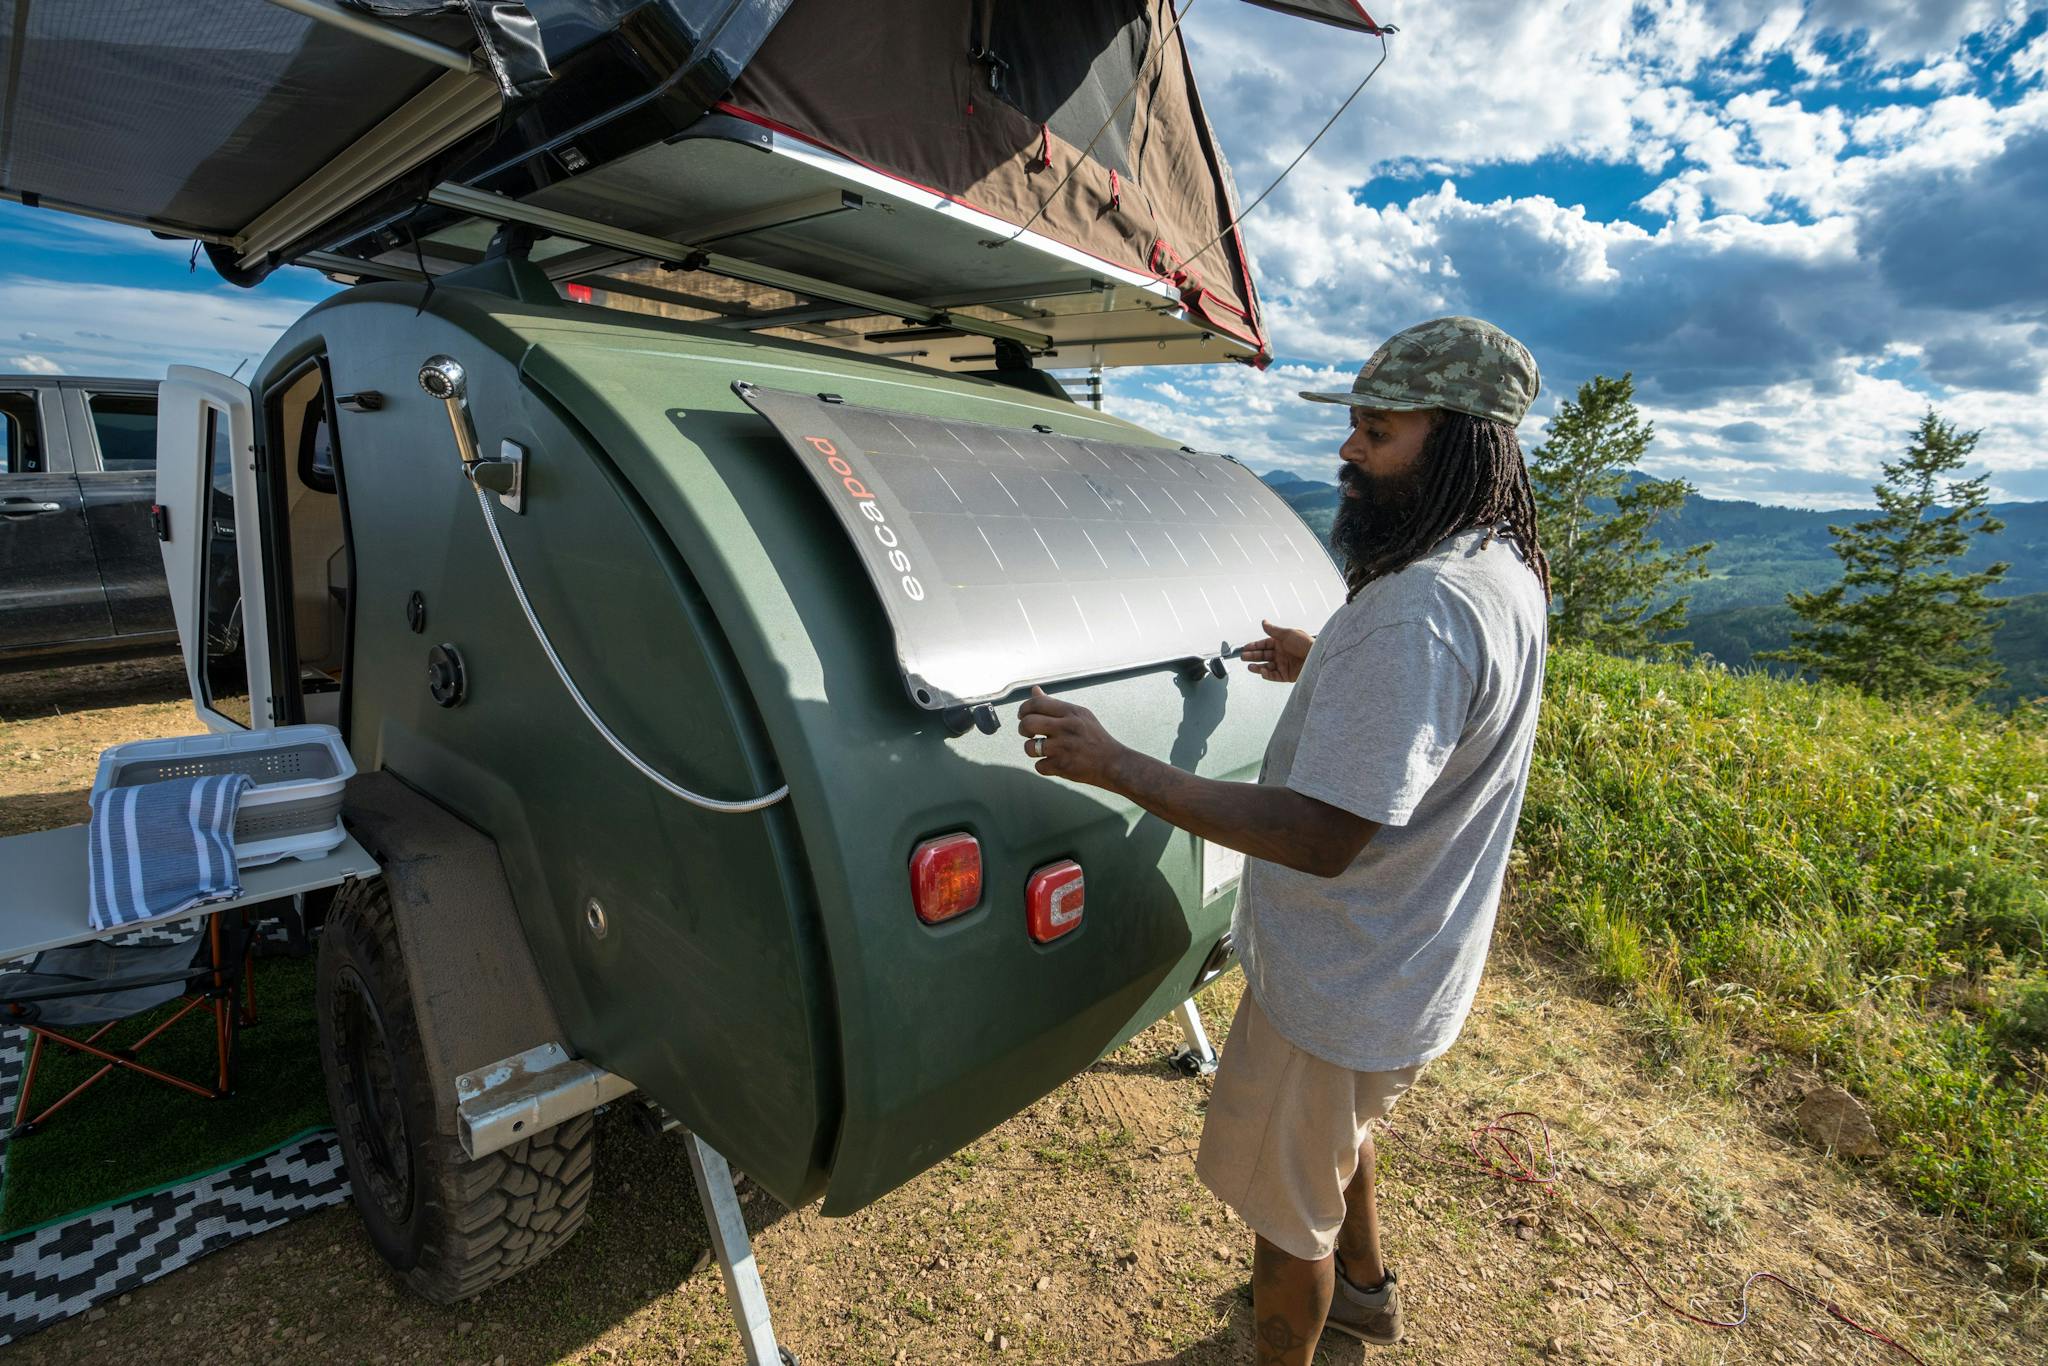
1330, 461, 1425, 580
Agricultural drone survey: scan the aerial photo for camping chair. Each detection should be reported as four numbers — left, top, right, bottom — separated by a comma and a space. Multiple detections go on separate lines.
1, 910, 258, 1137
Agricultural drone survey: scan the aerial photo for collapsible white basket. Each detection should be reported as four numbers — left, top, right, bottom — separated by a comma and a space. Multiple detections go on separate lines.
90, 724, 355, 867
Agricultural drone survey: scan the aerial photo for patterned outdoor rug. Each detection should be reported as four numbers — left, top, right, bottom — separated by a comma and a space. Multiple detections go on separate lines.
0, 917, 352, 1345
0, 1129, 349, 1344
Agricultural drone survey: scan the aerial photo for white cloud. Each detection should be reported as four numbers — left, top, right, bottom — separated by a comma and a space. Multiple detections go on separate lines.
2016, 28, 2048, 82
1154, 2, 2048, 507
0, 278, 313, 379
6, 354, 63, 375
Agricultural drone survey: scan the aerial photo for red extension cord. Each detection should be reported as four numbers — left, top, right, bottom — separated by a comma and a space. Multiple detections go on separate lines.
1378, 1111, 1930, 1364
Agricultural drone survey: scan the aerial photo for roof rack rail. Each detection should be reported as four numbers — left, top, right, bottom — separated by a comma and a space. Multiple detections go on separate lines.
425, 184, 1056, 351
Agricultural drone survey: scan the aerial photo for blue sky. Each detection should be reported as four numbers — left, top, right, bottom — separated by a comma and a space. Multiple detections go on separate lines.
4, 1, 2046, 508
0, 210, 335, 379
1105, 0, 2048, 506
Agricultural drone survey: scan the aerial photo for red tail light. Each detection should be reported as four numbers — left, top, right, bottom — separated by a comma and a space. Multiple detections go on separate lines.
911, 833, 982, 924
1026, 860, 1084, 944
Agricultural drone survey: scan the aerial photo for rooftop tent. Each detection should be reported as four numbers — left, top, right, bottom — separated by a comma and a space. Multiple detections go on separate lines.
688, 0, 1286, 363
497, 0, 1376, 372
0, 0, 792, 267
0, 0, 1385, 371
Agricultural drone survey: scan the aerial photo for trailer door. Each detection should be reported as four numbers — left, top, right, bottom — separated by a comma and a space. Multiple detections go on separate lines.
156, 367, 274, 732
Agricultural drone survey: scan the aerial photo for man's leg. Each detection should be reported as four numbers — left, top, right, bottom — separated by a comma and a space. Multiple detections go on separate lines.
1335, 1126, 1386, 1288
1251, 1235, 1333, 1366
1322, 1103, 1415, 1348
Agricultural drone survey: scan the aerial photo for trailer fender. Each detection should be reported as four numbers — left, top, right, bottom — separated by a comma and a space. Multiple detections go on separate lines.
340, 770, 583, 1135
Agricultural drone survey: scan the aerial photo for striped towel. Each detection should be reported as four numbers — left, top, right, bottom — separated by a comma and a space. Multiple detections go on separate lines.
86, 774, 253, 931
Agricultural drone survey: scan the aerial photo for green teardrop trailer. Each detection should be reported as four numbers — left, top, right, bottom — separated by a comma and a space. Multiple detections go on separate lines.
2, 1, 1383, 1354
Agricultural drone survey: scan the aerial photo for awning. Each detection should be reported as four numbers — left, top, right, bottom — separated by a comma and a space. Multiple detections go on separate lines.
0, 0, 479, 244
0, 0, 789, 268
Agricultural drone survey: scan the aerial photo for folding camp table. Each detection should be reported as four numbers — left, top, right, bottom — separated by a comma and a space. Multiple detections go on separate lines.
0, 825, 379, 1127
0, 824, 378, 963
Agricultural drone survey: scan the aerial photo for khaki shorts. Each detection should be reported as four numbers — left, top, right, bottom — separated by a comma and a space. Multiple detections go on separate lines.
1195, 990, 1421, 1261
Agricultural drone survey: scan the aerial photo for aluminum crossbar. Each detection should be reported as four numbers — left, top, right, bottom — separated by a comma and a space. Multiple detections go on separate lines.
426, 184, 1054, 350
264, 0, 474, 73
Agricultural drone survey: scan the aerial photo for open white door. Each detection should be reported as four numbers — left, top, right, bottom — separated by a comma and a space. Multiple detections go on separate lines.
156, 366, 274, 732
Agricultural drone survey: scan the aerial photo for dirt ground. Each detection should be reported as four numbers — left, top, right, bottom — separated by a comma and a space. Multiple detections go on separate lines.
4, 661, 2044, 1364
0, 656, 196, 837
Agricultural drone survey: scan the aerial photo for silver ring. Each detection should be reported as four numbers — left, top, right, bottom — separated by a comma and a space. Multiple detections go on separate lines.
1028, 735, 1046, 758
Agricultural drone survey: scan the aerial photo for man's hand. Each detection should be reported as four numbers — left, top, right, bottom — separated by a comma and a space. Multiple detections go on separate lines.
1241, 619, 1314, 683
1017, 683, 1379, 875
1018, 686, 1131, 789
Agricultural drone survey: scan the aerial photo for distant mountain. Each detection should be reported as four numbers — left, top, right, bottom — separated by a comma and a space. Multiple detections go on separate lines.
1258, 469, 2048, 609
1682, 595, 2048, 709
1642, 483, 2048, 612
1258, 469, 2048, 704
1262, 471, 1341, 537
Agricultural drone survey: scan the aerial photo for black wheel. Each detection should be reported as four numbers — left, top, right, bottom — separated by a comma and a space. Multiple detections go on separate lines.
317, 877, 596, 1303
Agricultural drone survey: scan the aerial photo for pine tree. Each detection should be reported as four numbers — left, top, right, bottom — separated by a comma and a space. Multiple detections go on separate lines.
1530, 373, 1712, 657
1762, 411, 2008, 700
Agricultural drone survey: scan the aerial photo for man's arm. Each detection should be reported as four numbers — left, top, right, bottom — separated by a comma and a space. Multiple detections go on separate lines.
1018, 688, 1378, 878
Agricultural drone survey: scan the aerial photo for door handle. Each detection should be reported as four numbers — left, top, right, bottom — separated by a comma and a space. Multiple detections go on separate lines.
0, 500, 63, 518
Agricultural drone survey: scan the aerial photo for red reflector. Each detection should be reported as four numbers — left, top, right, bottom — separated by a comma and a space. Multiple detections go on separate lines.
910, 833, 982, 925
564, 281, 594, 304
1026, 860, 1084, 944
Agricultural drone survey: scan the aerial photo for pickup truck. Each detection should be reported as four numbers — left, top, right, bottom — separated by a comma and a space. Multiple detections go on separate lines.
0, 376, 176, 672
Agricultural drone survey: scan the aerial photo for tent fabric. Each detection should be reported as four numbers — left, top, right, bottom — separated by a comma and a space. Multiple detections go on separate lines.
0, 0, 788, 260
984, 2, 1149, 181
0, 0, 464, 236
725, 0, 1274, 355
339, 0, 552, 99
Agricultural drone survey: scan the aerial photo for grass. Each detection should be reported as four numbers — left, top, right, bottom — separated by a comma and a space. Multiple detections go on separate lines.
0, 953, 331, 1233
1514, 645, 2048, 1255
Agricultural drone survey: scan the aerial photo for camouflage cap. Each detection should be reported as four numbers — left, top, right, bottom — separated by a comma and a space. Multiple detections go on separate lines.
1300, 316, 1539, 427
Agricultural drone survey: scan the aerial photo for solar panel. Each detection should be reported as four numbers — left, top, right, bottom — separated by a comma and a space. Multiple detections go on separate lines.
736, 383, 1348, 713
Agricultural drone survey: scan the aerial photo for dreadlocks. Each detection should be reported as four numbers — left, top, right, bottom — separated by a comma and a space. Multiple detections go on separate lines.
1333, 411, 1551, 603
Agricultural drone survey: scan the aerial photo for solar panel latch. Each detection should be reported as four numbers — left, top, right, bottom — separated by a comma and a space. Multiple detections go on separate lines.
1177, 654, 1229, 682
941, 703, 1001, 738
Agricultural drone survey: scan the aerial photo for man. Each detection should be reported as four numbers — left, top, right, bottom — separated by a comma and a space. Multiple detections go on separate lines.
1017, 317, 1550, 1363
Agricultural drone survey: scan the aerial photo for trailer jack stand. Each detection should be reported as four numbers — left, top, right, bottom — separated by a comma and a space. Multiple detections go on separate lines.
1167, 997, 1219, 1078
682, 1130, 800, 1366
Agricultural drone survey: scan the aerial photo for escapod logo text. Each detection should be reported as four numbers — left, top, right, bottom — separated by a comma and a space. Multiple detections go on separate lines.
803, 435, 926, 603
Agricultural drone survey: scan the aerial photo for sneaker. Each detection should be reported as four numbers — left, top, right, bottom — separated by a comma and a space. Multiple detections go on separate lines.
1325, 1262, 1402, 1345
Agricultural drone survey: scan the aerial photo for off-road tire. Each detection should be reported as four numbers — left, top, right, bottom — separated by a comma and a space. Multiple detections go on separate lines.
316, 876, 595, 1303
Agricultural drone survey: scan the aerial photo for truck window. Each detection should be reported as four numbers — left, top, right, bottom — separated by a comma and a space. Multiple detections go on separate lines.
0, 391, 43, 475
200, 405, 252, 727
87, 392, 158, 470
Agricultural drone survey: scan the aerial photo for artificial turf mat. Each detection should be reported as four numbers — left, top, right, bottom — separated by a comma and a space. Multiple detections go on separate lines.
0, 953, 332, 1234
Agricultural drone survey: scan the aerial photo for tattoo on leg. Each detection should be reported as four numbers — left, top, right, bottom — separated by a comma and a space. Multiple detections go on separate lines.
1255, 1312, 1307, 1365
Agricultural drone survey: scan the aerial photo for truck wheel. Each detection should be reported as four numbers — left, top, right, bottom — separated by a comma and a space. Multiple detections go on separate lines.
316, 877, 596, 1303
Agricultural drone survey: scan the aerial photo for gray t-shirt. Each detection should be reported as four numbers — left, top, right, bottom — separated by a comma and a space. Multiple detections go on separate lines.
1233, 529, 1547, 1072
